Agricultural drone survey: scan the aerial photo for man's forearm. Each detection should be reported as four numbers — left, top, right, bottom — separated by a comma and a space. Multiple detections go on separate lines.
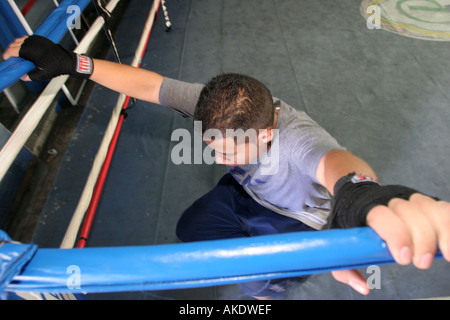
90, 59, 164, 104
316, 149, 378, 195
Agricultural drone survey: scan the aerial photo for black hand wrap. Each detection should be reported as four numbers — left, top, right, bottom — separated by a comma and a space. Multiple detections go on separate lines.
330, 173, 420, 229
19, 35, 93, 81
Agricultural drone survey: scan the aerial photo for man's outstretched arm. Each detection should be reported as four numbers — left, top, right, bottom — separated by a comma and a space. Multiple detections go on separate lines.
2, 36, 164, 105
89, 59, 164, 104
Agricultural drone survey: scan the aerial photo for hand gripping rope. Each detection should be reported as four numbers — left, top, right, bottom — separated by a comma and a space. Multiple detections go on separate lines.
0, 0, 91, 91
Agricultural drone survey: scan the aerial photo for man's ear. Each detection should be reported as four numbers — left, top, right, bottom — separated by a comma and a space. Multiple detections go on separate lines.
258, 128, 274, 144
259, 106, 279, 144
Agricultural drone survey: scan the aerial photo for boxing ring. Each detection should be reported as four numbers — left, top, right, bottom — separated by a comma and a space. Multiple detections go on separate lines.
0, 0, 448, 300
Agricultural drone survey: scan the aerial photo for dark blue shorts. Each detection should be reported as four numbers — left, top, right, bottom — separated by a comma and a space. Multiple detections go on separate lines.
176, 173, 315, 298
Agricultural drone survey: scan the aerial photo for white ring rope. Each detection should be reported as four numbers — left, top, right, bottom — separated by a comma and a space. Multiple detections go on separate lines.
6, 0, 34, 35
60, 0, 161, 248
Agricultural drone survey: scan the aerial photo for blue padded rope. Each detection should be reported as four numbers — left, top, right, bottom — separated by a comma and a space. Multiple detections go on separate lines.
0, 0, 91, 91
3, 227, 443, 294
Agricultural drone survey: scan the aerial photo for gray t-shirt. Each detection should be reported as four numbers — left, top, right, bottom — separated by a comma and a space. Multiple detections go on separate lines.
159, 77, 345, 230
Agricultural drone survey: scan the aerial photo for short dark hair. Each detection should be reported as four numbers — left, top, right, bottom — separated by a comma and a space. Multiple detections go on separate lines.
194, 73, 274, 134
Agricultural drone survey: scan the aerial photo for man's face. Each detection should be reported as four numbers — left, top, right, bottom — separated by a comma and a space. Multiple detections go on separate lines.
204, 129, 272, 166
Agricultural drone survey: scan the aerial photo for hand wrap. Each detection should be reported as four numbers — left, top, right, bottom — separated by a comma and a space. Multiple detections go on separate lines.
330, 173, 420, 228
19, 35, 93, 81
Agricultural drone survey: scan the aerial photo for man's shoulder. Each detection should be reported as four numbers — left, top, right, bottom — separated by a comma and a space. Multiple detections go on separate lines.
276, 100, 319, 134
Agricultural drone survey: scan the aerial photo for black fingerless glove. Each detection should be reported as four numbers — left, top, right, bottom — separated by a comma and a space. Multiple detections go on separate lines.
19, 35, 93, 81
330, 173, 421, 229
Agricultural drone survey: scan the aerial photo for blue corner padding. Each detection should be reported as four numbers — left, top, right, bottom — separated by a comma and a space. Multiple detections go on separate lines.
1, 227, 442, 295
0, 230, 10, 240
0, 231, 38, 295
0, 0, 91, 91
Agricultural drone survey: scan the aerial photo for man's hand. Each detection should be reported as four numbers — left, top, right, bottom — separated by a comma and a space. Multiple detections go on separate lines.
332, 193, 450, 295
2, 35, 93, 81
317, 150, 450, 295
2, 36, 30, 81
368, 194, 450, 268
2, 36, 26, 58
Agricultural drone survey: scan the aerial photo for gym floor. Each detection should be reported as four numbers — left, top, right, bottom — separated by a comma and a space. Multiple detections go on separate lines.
24, 0, 450, 299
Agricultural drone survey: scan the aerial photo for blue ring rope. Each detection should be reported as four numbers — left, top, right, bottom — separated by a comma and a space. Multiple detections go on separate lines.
3, 227, 442, 294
